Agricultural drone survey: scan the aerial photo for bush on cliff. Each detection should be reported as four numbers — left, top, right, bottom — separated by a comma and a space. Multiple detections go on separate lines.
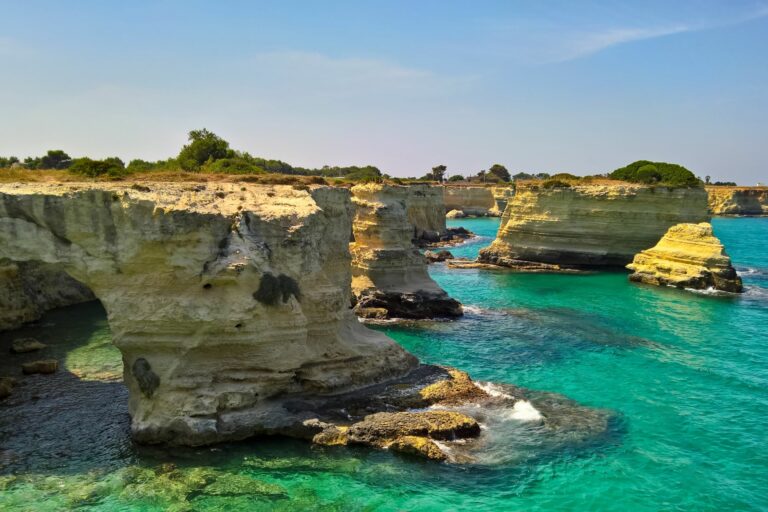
541, 179, 571, 189
177, 129, 233, 171
69, 157, 127, 178
610, 161, 700, 187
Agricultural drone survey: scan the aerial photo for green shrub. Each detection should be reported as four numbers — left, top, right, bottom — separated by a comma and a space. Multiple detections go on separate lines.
177, 129, 233, 171
609, 160, 700, 187
204, 157, 265, 175
542, 179, 571, 189
69, 157, 127, 178
448, 175, 465, 182
550, 172, 579, 181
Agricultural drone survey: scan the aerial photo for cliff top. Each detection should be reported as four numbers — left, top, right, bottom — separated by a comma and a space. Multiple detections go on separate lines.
0, 181, 329, 219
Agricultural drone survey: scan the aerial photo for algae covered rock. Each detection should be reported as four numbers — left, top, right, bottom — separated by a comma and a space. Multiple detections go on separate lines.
627, 222, 743, 293
21, 359, 58, 375
10, 338, 47, 354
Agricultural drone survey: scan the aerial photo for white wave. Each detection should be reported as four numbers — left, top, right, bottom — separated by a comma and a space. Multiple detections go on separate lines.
475, 381, 515, 400
684, 286, 734, 297
736, 266, 767, 276
508, 400, 544, 422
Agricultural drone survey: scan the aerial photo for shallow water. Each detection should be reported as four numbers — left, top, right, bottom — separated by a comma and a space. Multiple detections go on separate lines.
1, 217, 767, 511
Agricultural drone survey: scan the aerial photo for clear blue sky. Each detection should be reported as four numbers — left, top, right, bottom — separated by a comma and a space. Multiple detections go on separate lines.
1, 1, 766, 183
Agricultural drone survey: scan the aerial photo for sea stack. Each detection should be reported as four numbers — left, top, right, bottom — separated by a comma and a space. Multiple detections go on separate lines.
478, 183, 709, 269
443, 186, 496, 216
350, 183, 462, 319
627, 222, 743, 293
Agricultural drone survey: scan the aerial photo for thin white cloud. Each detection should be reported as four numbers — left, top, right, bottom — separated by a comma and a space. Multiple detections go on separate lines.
550, 5, 768, 62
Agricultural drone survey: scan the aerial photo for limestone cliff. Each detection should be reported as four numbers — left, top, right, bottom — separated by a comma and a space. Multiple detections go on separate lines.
443, 186, 495, 216
404, 184, 447, 243
489, 186, 515, 216
479, 184, 709, 268
350, 183, 462, 319
0, 261, 94, 331
627, 222, 742, 292
0, 182, 419, 445
707, 186, 768, 215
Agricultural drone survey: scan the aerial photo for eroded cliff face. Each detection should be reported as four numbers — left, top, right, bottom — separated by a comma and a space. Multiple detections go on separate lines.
404, 184, 446, 243
627, 223, 742, 292
443, 186, 495, 216
0, 261, 94, 331
479, 184, 709, 268
707, 187, 768, 215
350, 183, 462, 319
0, 182, 420, 445
489, 186, 515, 217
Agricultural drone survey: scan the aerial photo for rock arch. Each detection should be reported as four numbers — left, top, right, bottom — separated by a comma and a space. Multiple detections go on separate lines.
0, 183, 416, 445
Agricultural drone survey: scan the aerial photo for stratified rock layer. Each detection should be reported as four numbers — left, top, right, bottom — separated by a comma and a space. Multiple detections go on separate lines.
0, 182, 418, 445
350, 183, 462, 319
707, 186, 768, 215
404, 184, 447, 243
443, 186, 496, 216
489, 186, 515, 217
627, 222, 743, 292
0, 261, 94, 331
479, 184, 709, 268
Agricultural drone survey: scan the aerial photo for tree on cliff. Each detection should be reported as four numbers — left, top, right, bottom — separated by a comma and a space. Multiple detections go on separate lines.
423, 164, 446, 182
40, 150, 72, 169
610, 160, 700, 187
489, 164, 510, 182
177, 129, 233, 171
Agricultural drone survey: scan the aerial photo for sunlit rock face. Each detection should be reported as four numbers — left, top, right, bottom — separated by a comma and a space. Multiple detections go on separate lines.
350, 183, 462, 319
707, 187, 768, 215
489, 186, 515, 217
478, 184, 709, 269
443, 186, 496, 216
0, 183, 418, 445
0, 261, 94, 331
627, 222, 742, 293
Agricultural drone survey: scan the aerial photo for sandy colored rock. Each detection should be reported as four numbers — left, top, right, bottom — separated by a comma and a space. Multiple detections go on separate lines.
707, 186, 768, 215
10, 337, 47, 354
388, 435, 447, 460
417, 367, 489, 405
350, 183, 462, 319
479, 184, 709, 268
405, 184, 447, 243
446, 209, 465, 219
627, 222, 743, 292
347, 410, 480, 446
443, 186, 496, 216
21, 359, 58, 375
424, 250, 454, 263
0, 182, 417, 445
489, 186, 515, 216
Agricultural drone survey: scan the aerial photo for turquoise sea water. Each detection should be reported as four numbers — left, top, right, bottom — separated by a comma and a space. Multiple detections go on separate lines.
1, 217, 767, 511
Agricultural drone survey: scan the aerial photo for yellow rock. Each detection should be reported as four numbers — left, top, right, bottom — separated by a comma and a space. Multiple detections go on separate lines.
388, 435, 447, 461
707, 186, 768, 215
443, 186, 496, 216
627, 222, 742, 293
479, 184, 709, 268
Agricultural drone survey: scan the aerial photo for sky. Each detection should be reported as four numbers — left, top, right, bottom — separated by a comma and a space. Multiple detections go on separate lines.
0, 1, 767, 183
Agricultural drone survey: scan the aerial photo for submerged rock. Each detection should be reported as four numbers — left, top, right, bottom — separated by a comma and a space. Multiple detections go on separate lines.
627, 222, 743, 293
21, 359, 58, 375
0, 376, 17, 399
10, 337, 47, 354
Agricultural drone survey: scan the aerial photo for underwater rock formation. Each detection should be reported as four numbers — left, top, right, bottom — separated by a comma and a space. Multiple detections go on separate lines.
627, 222, 743, 293
489, 186, 515, 216
350, 183, 463, 319
707, 186, 768, 215
0, 261, 94, 331
479, 184, 709, 269
443, 186, 496, 216
0, 182, 419, 445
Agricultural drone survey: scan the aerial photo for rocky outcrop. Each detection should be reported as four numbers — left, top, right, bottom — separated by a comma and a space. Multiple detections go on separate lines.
489, 186, 515, 216
0, 261, 94, 331
707, 186, 768, 215
443, 186, 495, 216
479, 184, 709, 269
0, 182, 419, 445
627, 222, 743, 292
350, 183, 462, 319
404, 184, 447, 243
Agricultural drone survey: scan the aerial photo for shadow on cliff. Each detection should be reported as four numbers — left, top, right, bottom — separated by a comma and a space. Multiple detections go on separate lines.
0, 300, 133, 475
